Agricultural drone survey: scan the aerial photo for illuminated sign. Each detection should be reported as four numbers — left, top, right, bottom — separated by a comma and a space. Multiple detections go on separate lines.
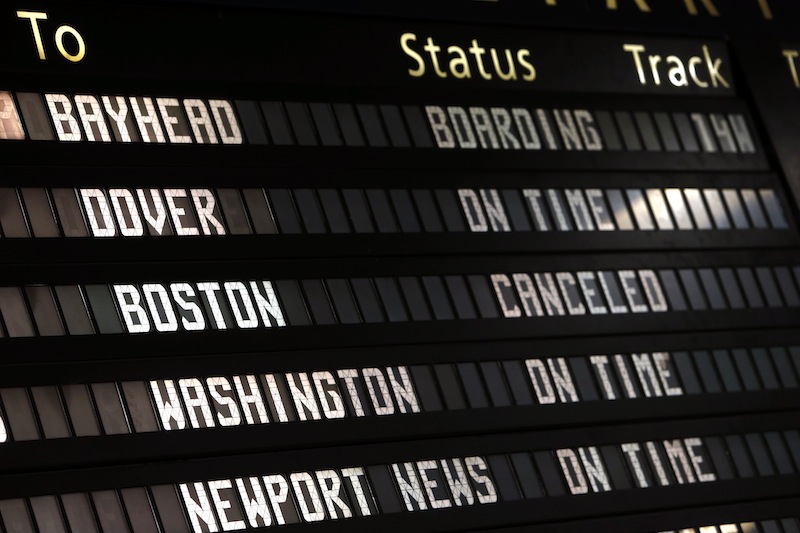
0, 260, 797, 337
1, 428, 797, 531
148, 365, 419, 430
15, 11, 86, 62
0, 184, 788, 240
426, 105, 751, 152
1, 345, 797, 445
3, 92, 241, 143
112, 281, 285, 333
0, 91, 758, 159
622, 43, 729, 88
0, 1, 798, 531
116, 430, 800, 530
400, 33, 537, 82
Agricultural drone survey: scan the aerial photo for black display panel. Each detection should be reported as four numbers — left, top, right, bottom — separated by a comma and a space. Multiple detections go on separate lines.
1, 0, 799, 531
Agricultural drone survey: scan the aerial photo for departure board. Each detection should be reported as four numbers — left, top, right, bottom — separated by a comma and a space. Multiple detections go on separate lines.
1, 0, 800, 531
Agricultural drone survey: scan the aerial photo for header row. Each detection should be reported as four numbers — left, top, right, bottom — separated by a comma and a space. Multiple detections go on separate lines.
0, 4, 739, 95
